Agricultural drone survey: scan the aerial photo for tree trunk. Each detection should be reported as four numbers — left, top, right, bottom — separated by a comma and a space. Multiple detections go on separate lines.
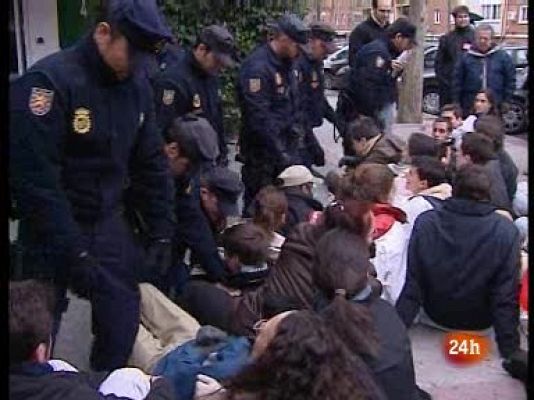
397, 0, 426, 123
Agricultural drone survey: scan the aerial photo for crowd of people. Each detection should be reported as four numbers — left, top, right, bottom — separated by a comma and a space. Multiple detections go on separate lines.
9, 0, 528, 399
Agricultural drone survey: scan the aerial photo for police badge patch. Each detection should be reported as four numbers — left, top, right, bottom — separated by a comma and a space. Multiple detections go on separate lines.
375, 56, 385, 68
29, 87, 54, 116
72, 108, 92, 134
249, 78, 261, 93
162, 89, 175, 106
192, 94, 202, 109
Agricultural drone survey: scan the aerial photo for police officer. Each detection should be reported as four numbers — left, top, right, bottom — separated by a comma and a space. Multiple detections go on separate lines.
10, 0, 175, 371
237, 13, 309, 211
340, 18, 417, 136
294, 22, 339, 168
153, 25, 238, 166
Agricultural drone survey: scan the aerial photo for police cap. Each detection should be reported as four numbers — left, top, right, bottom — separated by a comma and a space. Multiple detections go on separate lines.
202, 166, 244, 216
387, 18, 418, 45
167, 114, 220, 164
309, 22, 337, 53
270, 13, 309, 44
108, 0, 173, 54
199, 25, 239, 67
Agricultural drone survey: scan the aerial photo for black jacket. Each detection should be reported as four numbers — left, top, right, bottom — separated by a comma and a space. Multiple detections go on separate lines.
9, 362, 174, 400
497, 149, 519, 202
396, 198, 521, 358
315, 295, 420, 400
280, 188, 323, 236
435, 26, 475, 88
348, 17, 389, 69
153, 49, 228, 164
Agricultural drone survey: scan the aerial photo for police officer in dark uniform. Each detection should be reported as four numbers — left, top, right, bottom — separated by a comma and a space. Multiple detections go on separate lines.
237, 13, 309, 211
339, 18, 416, 138
153, 25, 238, 166
294, 22, 339, 168
10, 0, 175, 371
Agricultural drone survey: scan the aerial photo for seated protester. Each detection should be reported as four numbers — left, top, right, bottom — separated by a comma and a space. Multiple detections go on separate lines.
396, 165, 526, 370
251, 186, 288, 262
339, 116, 403, 170
475, 114, 518, 203
313, 229, 425, 400
431, 116, 456, 169
347, 163, 409, 304
275, 165, 323, 236
441, 103, 471, 150
403, 156, 452, 230
163, 115, 228, 291
221, 223, 271, 290
221, 310, 386, 400
457, 132, 512, 214
9, 280, 174, 400
461, 89, 501, 133
405, 132, 440, 161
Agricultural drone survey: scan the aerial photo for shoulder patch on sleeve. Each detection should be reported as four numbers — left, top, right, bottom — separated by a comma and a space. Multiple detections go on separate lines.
162, 89, 175, 106
249, 78, 261, 93
29, 87, 54, 116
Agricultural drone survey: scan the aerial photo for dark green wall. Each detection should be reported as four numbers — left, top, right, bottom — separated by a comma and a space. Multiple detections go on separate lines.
57, 0, 100, 48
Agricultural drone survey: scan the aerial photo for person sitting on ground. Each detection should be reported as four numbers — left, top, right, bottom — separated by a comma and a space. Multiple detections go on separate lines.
457, 132, 512, 214
219, 310, 386, 400
405, 132, 441, 161
441, 103, 471, 150
339, 116, 403, 169
275, 165, 323, 236
345, 163, 408, 305
475, 114, 518, 203
396, 164, 526, 372
221, 223, 271, 290
460, 88, 501, 133
9, 280, 174, 400
313, 229, 426, 400
430, 116, 456, 168
403, 156, 452, 229
250, 186, 288, 262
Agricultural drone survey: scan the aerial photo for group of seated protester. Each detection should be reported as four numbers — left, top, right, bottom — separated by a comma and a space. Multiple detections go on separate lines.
10, 108, 528, 400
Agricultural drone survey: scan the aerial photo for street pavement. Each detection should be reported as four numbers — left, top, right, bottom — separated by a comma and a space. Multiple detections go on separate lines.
52, 90, 528, 399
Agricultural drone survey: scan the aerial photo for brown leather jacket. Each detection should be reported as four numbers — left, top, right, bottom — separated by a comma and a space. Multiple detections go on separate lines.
231, 223, 320, 336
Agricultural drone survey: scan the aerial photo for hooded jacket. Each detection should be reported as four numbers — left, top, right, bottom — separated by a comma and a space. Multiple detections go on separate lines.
396, 197, 521, 358
453, 44, 516, 114
280, 187, 324, 236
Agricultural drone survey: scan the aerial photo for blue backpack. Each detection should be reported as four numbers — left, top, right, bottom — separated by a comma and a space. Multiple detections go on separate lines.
153, 336, 251, 400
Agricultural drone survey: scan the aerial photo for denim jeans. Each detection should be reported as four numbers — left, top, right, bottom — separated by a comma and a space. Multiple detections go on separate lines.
377, 102, 396, 135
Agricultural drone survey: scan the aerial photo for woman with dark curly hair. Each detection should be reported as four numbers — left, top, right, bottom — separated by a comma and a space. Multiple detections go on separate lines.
224, 310, 385, 400
313, 228, 427, 400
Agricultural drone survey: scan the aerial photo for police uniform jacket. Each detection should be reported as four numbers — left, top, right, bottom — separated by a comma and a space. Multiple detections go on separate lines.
237, 43, 299, 162
347, 37, 400, 117
348, 16, 389, 68
10, 35, 175, 273
295, 53, 336, 128
153, 49, 227, 162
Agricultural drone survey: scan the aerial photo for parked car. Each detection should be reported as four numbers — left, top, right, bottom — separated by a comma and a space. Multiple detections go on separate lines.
323, 45, 348, 89
423, 44, 528, 134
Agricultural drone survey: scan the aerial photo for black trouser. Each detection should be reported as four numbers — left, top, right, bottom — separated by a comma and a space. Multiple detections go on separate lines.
241, 159, 284, 215
22, 212, 141, 371
438, 83, 452, 110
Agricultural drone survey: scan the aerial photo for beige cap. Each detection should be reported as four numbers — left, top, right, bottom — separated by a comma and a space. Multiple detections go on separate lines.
277, 165, 314, 187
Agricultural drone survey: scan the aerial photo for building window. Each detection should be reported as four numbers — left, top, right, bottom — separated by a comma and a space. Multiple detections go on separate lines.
518, 5, 528, 23
482, 4, 501, 20
434, 9, 441, 24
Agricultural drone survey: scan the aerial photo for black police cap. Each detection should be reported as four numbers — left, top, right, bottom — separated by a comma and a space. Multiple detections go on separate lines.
270, 13, 309, 44
309, 22, 336, 42
199, 25, 239, 66
109, 0, 173, 54
387, 18, 418, 45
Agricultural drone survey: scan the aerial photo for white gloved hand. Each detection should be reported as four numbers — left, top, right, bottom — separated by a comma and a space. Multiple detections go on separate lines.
194, 374, 224, 398
48, 359, 79, 373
